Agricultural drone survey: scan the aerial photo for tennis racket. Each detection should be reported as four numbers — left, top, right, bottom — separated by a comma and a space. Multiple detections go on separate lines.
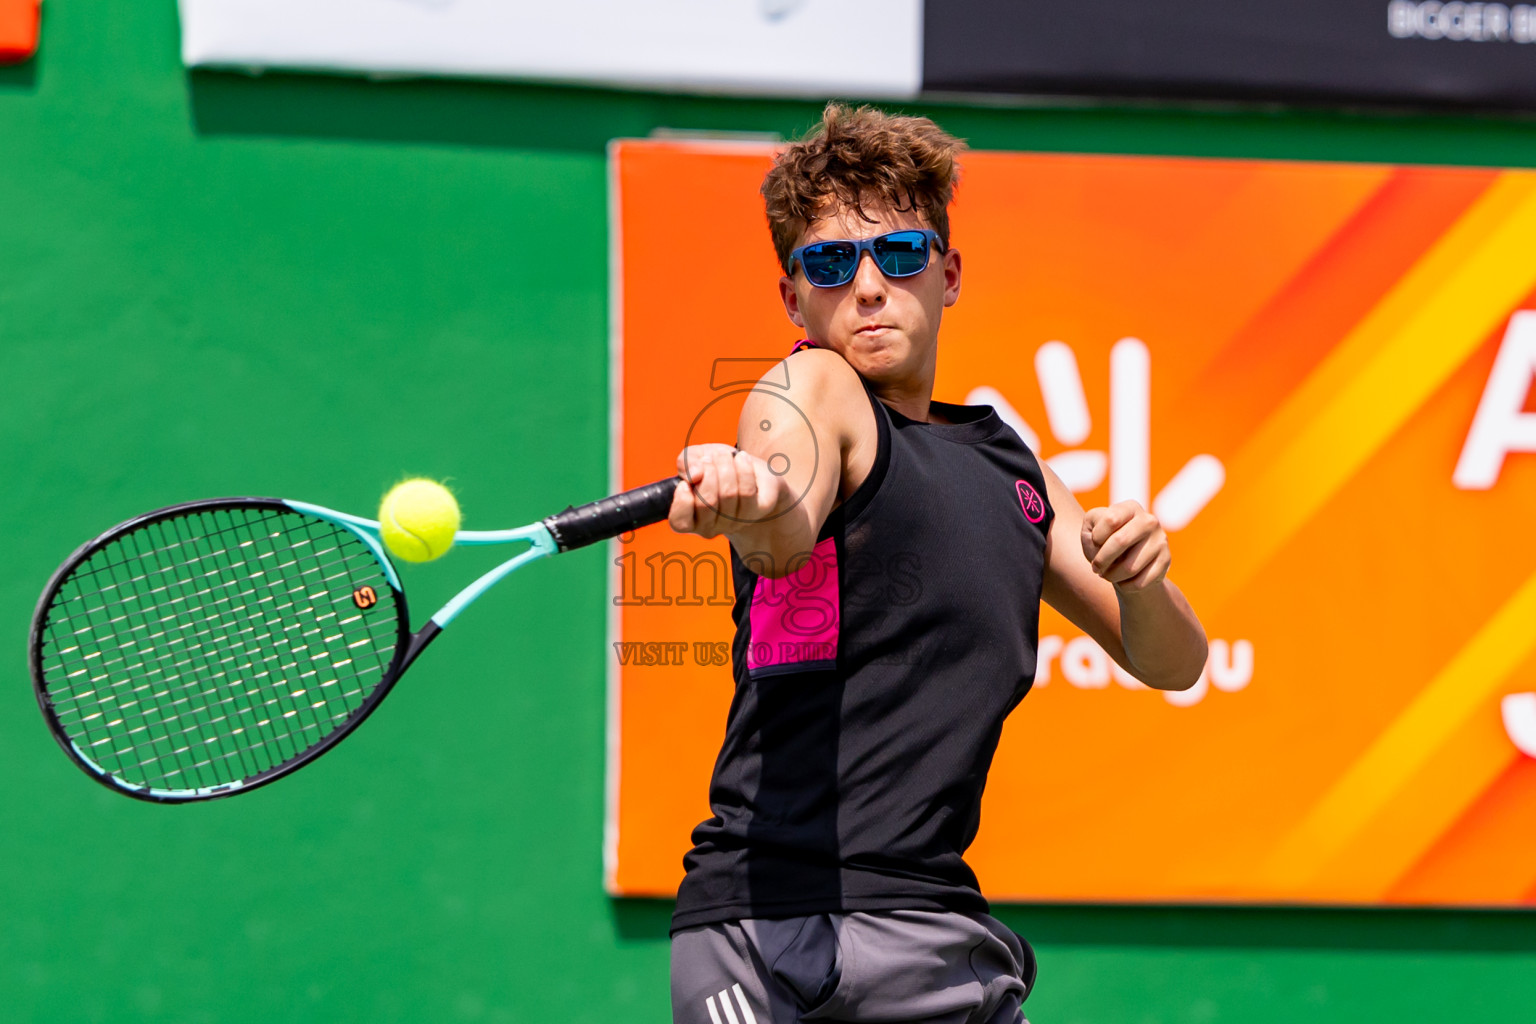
29, 478, 679, 803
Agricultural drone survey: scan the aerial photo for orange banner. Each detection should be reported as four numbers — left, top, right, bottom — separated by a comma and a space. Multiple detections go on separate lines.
606, 139, 1536, 906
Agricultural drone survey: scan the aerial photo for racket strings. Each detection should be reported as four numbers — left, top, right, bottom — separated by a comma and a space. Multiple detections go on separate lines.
115, 514, 303, 785
55, 513, 305, 786
49, 510, 394, 788
38, 506, 401, 794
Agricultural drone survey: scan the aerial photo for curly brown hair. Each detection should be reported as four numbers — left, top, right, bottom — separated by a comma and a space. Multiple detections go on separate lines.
761, 103, 967, 272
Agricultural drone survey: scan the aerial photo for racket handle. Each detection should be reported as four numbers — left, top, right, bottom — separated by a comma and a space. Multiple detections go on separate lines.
543, 476, 680, 552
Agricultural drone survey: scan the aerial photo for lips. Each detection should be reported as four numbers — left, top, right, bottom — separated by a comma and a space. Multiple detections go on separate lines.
855, 324, 894, 335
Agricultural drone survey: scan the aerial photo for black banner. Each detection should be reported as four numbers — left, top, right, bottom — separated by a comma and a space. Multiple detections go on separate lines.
922, 1, 1536, 110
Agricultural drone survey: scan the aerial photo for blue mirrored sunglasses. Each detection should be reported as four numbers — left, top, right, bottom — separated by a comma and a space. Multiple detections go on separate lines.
787, 229, 945, 288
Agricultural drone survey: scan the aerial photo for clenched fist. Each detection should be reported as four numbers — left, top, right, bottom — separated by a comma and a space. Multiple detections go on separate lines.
669, 443, 790, 539
1080, 501, 1171, 593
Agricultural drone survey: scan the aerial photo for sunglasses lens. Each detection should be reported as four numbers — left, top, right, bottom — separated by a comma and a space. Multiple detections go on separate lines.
873, 232, 930, 277
800, 242, 857, 286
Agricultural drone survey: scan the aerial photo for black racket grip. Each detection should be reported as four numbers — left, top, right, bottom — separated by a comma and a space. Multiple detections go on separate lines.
542, 476, 680, 552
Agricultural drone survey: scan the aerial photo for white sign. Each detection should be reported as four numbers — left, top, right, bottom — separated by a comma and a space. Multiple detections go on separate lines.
178, 0, 923, 99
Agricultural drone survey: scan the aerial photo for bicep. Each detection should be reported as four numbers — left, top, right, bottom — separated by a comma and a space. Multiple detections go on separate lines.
1039, 463, 1133, 667
733, 352, 869, 552
735, 385, 837, 534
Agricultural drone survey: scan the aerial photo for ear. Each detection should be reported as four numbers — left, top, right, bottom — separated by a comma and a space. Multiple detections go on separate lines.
778, 275, 805, 328
942, 248, 962, 307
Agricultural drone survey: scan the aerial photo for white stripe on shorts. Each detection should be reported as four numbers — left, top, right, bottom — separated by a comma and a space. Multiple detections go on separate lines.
731, 984, 759, 1024
717, 987, 741, 1024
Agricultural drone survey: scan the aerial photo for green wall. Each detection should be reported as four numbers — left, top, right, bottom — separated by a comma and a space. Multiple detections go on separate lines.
4, 4, 1536, 1022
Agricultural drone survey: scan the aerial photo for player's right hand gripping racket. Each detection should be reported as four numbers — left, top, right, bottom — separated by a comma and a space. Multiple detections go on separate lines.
29, 479, 680, 803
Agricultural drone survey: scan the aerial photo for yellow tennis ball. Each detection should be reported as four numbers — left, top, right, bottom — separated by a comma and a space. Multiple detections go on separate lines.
378, 478, 460, 563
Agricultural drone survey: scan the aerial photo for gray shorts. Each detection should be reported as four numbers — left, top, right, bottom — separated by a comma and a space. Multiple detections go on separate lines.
671, 909, 1034, 1024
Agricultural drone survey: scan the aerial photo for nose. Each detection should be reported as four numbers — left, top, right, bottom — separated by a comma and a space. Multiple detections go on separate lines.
851, 252, 886, 306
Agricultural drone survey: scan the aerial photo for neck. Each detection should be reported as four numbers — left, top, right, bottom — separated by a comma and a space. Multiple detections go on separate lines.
873, 378, 937, 422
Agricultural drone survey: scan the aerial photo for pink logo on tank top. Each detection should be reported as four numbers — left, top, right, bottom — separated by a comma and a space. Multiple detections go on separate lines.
1016, 480, 1046, 523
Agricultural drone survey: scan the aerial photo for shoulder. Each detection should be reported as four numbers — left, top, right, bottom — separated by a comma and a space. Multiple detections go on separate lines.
745, 347, 871, 435
1039, 458, 1078, 510
782, 346, 866, 400
739, 347, 879, 501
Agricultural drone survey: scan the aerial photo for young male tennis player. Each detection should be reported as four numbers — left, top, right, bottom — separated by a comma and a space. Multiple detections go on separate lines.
666, 105, 1208, 1024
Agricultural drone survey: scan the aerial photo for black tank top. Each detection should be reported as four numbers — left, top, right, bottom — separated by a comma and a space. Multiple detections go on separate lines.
671, 371, 1055, 931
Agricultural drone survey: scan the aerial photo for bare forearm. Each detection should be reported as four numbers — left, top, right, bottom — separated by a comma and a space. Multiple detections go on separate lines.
668, 441, 835, 580
724, 507, 822, 579
1116, 578, 1207, 690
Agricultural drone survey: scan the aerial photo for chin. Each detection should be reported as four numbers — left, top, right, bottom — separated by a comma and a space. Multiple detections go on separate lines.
847, 350, 910, 383
845, 330, 904, 358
